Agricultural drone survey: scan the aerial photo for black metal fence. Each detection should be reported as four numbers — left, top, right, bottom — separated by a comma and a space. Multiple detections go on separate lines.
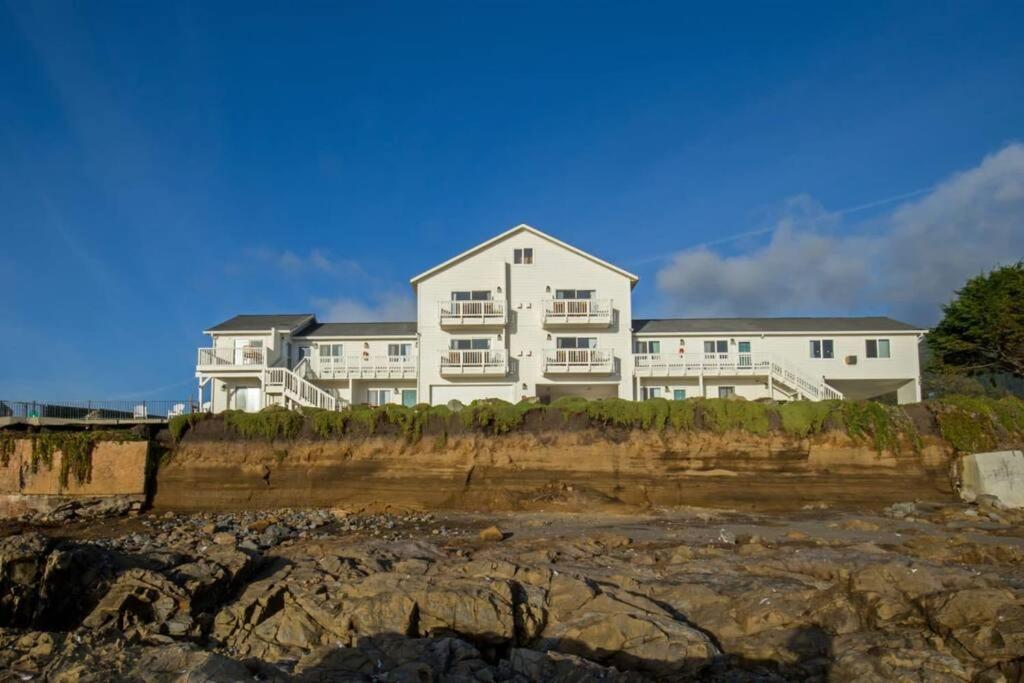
0, 399, 199, 421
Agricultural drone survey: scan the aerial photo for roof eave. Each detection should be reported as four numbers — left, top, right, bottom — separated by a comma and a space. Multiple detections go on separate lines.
409, 223, 639, 286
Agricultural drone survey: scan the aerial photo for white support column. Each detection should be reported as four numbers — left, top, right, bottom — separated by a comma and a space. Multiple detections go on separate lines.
698, 373, 705, 398
768, 374, 773, 399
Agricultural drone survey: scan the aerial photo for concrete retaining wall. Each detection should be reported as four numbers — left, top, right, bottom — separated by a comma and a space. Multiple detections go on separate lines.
960, 450, 1024, 509
0, 439, 150, 516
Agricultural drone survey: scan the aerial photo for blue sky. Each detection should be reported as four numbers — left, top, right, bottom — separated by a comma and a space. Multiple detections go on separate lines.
1, 2, 1022, 399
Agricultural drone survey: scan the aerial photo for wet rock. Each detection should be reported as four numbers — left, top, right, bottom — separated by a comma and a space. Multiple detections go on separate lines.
478, 525, 505, 542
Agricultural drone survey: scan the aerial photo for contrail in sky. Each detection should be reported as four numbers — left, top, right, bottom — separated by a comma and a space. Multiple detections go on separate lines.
628, 185, 935, 266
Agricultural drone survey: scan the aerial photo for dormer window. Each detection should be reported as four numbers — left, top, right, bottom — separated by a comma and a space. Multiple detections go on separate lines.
514, 248, 533, 264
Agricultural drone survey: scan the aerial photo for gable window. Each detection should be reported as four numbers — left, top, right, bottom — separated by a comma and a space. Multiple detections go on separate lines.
513, 247, 533, 264
451, 290, 492, 301
554, 289, 594, 300
703, 340, 728, 355
451, 338, 491, 350
810, 339, 835, 359
641, 387, 662, 400
634, 340, 661, 354
866, 339, 891, 359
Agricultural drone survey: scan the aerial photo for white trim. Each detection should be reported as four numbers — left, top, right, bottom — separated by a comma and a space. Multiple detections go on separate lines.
409, 224, 639, 286
632, 329, 928, 337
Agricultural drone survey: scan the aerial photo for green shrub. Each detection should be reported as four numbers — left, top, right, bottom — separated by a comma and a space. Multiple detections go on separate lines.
931, 395, 1024, 452
698, 399, 773, 435
223, 407, 304, 441
168, 412, 209, 443
550, 396, 589, 418
777, 401, 840, 438
840, 401, 904, 453
668, 399, 697, 431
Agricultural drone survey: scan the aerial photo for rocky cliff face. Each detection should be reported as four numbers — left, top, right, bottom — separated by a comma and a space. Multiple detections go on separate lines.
155, 426, 957, 512
1, 502, 1022, 681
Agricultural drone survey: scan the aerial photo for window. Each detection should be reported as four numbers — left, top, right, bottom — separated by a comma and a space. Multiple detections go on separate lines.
673, 389, 686, 400
810, 339, 834, 359
641, 387, 662, 400
634, 340, 661, 354
718, 386, 736, 399
367, 389, 391, 406
703, 340, 728, 354
513, 247, 533, 264
319, 343, 344, 358
451, 338, 491, 350
556, 337, 596, 349
451, 290, 492, 301
554, 289, 594, 300
866, 339, 891, 359
388, 343, 412, 358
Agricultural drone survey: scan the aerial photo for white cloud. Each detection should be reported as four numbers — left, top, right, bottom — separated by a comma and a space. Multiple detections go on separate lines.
656, 143, 1024, 326
239, 247, 364, 277
314, 292, 417, 322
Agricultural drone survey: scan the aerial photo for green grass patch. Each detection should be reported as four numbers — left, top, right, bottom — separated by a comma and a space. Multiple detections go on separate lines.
933, 395, 1024, 452
777, 401, 841, 438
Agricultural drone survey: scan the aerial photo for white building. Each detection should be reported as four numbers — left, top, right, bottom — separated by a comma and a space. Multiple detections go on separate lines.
196, 224, 925, 412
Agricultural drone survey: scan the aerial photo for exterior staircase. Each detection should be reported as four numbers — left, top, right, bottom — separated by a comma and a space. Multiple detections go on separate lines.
766, 356, 843, 401
263, 366, 346, 411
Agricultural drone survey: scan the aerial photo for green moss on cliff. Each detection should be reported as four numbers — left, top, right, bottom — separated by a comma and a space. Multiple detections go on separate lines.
933, 395, 1024, 452
26, 430, 142, 487
777, 401, 840, 438
223, 407, 304, 441
169, 412, 209, 443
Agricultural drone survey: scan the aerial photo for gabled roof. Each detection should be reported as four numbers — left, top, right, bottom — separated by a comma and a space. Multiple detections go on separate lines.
293, 322, 417, 338
206, 314, 315, 334
632, 316, 925, 334
409, 223, 639, 287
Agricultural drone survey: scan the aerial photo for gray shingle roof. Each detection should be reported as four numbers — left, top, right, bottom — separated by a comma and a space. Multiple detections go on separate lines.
294, 322, 417, 338
206, 314, 315, 333
632, 316, 924, 334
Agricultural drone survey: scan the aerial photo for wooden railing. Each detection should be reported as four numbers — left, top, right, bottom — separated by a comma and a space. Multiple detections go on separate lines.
543, 298, 613, 325
197, 346, 266, 367
439, 349, 507, 374
543, 348, 615, 373
439, 299, 507, 325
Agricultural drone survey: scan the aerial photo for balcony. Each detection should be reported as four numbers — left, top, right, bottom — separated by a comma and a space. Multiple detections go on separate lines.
312, 355, 417, 380
542, 298, 613, 327
543, 348, 615, 374
439, 300, 507, 327
634, 352, 771, 377
197, 346, 266, 370
439, 349, 507, 376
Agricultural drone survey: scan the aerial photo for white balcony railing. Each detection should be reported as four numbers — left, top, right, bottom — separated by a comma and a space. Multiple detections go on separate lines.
543, 299, 613, 326
633, 352, 771, 377
543, 348, 615, 373
439, 349, 507, 375
313, 355, 417, 379
439, 299, 507, 326
197, 346, 266, 368
633, 352, 843, 401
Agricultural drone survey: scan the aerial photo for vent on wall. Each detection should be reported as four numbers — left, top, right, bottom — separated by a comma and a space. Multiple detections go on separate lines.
845, 355, 858, 365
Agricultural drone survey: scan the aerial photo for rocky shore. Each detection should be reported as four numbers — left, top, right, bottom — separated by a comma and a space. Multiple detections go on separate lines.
1, 498, 1022, 682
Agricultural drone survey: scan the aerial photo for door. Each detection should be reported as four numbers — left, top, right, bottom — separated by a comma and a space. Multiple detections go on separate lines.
737, 341, 752, 368
401, 389, 417, 407
236, 387, 261, 412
